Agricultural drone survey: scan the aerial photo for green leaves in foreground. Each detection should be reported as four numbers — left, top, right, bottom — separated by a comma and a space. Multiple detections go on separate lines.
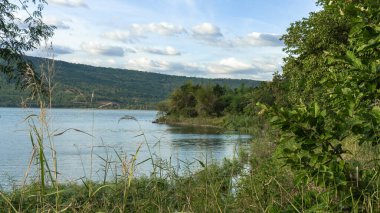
268, 0, 380, 207
271, 103, 348, 187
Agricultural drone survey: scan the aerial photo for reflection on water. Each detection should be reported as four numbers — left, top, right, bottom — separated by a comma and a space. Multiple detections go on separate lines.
167, 125, 224, 134
0, 107, 251, 188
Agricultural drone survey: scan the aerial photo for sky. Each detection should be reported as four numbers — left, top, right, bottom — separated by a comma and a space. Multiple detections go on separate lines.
29, 0, 319, 80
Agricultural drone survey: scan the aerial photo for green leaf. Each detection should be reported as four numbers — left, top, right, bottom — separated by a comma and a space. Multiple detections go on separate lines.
320, 110, 327, 117
270, 116, 280, 123
314, 102, 320, 117
283, 148, 293, 154
348, 101, 355, 117
346, 51, 363, 69
294, 174, 305, 185
370, 62, 377, 73
341, 88, 351, 95
372, 106, 380, 120
195, 158, 206, 168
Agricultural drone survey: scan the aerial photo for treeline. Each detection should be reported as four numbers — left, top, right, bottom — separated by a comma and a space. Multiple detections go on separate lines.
156, 79, 282, 130
157, 69, 289, 130
158, 83, 249, 118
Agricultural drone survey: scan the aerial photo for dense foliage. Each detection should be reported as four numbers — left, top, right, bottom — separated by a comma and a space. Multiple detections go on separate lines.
159, 82, 245, 118
156, 80, 279, 132
264, 0, 380, 211
157, 0, 380, 211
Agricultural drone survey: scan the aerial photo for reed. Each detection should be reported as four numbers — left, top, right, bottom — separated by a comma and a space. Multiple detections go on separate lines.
1, 127, 379, 212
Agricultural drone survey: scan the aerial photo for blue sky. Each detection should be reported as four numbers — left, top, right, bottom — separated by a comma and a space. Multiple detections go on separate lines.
31, 0, 318, 80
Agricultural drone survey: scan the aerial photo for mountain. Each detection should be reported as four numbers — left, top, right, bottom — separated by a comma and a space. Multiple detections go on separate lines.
0, 56, 262, 109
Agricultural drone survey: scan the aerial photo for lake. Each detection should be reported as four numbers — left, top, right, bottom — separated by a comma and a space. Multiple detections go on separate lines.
0, 107, 250, 188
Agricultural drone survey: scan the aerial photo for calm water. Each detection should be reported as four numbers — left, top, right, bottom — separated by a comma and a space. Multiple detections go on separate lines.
0, 108, 250, 188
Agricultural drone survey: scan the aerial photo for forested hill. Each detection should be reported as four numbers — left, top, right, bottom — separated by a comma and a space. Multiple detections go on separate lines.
0, 56, 261, 108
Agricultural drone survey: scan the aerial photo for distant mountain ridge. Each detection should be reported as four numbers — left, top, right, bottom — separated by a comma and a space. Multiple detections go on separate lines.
0, 56, 262, 108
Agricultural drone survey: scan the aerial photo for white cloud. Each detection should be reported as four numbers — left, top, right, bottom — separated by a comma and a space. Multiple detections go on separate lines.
131, 22, 186, 36
192, 22, 223, 42
124, 56, 278, 80
44, 17, 70, 30
125, 47, 137, 53
125, 58, 206, 76
143, 46, 181, 56
106, 59, 116, 65
207, 58, 253, 74
49, 0, 88, 8
234, 32, 283, 47
126, 57, 170, 71
251, 59, 279, 72
81, 42, 124, 57
167, 62, 207, 76
206, 57, 281, 78
105, 22, 186, 43
104, 31, 143, 43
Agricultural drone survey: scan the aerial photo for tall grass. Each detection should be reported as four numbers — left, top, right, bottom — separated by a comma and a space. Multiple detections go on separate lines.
1, 115, 379, 212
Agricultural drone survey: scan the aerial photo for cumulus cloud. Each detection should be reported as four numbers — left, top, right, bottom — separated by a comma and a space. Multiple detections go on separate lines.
49, 0, 88, 8
143, 46, 181, 56
126, 58, 206, 76
131, 22, 186, 36
207, 58, 253, 74
104, 31, 144, 43
127, 57, 170, 71
251, 58, 279, 72
125, 47, 137, 53
124, 56, 279, 80
192, 22, 223, 42
206, 57, 281, 77
81, 42, 124, 57
44, 17, 70, 30
105, 22, 186, 43
190, 25, 282, 47
234, 32, 283, 47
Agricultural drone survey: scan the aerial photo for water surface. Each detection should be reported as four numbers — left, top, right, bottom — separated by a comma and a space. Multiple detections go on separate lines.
0, 108, 250, 188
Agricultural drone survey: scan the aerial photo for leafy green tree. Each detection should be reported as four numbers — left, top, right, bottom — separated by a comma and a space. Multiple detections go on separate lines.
168, 82, 199, 117
1, 0, 54, 92
195, 84, 229, 117
270, 1, 380, 207
281, 1, 350, 104
194, 85, 215, 116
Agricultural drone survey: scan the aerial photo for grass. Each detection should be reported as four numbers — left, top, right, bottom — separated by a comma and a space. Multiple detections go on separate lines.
1, 111, 380, 212
1, 56, 380, 212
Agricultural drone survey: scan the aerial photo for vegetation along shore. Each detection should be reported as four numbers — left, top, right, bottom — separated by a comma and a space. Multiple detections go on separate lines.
1, 0, 379, 212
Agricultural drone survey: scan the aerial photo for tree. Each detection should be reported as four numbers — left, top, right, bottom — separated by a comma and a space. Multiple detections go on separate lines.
281, 2, 350, 104
168, 82, 199, 117
0, 0, 54, 93
271, 0, 380, 206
